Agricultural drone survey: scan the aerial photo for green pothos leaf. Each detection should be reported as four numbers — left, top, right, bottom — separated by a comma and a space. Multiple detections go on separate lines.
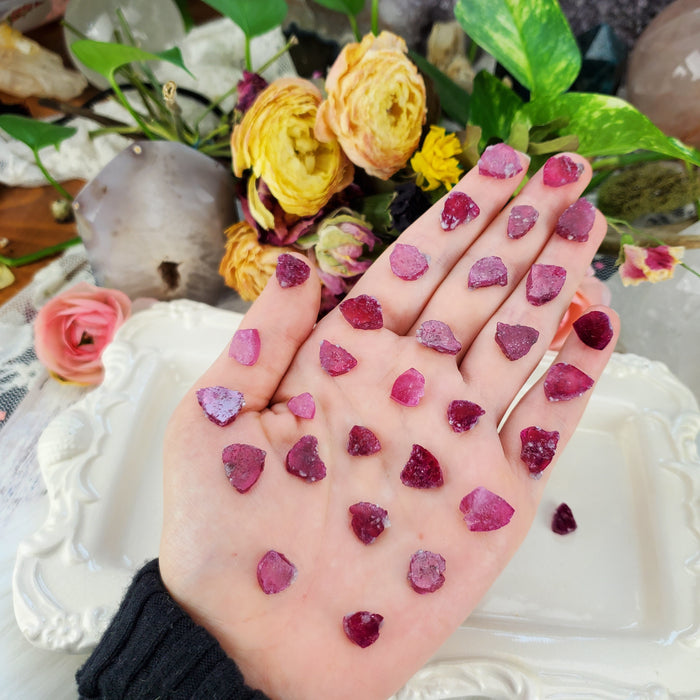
311, 0, 365, 16
201, 0, 288, 38
469, 69, 523, 148
0, 114, 77, 152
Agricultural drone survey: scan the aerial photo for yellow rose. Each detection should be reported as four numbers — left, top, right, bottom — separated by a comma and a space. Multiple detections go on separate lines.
231, 77, 354, 220
315, 31, 427, 180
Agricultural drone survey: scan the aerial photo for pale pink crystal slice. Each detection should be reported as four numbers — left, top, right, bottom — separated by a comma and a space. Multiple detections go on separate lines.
287, 392, 316, 419
257, 550, 297, 594
196, 386, 244, 426
459, 487, 515, 531
349, 502, 389, 544
416, 320, 461, 354
339, 294, 383, 330
390, 368, 425, 406
526, 264, 567, 306
573, 310, 614, 349
519, 426, 560, 476
228, 328, 261, 366
542, 155, 584, 187
347, 425, 381, 456
544, 362, 594, 401
440, 191, 480, 230
555, 199, 595, 242
222, 443, 265, 493
276, 253, 310, 287
343, 611, 383, 648
552, 502, 577, 535
447, 399, 485, 433
407, 549, 446, 594
507, 204, 539, 239
495, 322, 539, 360
285, 435, 327, 482
478, 143, 523, 179
390, 243, 429, 281
468, 256, 508, 288
319, 339, 357, 376
400, 444, 444, 488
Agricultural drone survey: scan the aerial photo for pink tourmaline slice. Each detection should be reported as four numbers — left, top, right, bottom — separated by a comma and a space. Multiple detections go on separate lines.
319, 339, 357, 376
459, 487, 515, 531
478, 143, 523, 179
544, 362, 594, 401
440, 191, 480, 230
507, 204, 539, 239
526, 264, 567, 306
343, 611, 383, 648
287, 392, 316, 419
400, 444, 444, 488
276, 253, 310, 288
339, 294, 383, 330
555, 199, 595, 242
519, 426, 560, 476
407, 549, 446, 594
390, 368, 425, 406
447, 399, 485, 433
196, 386, 244, 426
228, 328, 261, 366
495, 322, 539, 360
552, 502, 577, 535
285, 435, 326, 482
390, 243, 429, 281
349, 502, 389, 544
542, 155, 583, 187
257, 550, 297, 594
416, 320, 461, 354
222, 443, 265, 493
573, 310, 614, 350
347, 425, 381, 456
468, 256, 508, 288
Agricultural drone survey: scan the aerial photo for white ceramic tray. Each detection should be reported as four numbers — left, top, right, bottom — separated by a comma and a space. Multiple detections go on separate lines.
13, 300, 700, 697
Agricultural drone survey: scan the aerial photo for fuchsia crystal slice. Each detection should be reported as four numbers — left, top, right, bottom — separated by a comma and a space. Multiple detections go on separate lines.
343, 611, 383, 648
276, 253, 310, 287
542, 155, 584, 187
447, 399, 485, 433
495, 322, 539, 360
552, 502, 577, 535
222, 443, 265, 493
555, 199, 595, 242
478, 143, 523, 179
407, 549, 446, 594
287, 392, 316, 419
519, 426, 560, 476
390, 368, 425, 406
257, 550, 297, 594
468, 256, 508, 288
228, 328, 261, 366
459, 487, 515, 531
440, 191, 480, 231
285, 435, 327, 482
507, 204, 539, 239
400, 444, 444, 488
544, 362, 594, 401
349, 502, 389, 544
416, 320, 461, 354
573, 310, 614, 350
390, 243, 429, 281
196, 386, 244, 426
526, 264, 567, 306
339, 294, 383, 330
347, 425, 381, 456
319, 340, 358, 376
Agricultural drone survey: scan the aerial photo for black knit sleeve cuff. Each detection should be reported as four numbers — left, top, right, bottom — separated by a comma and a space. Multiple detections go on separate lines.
76, 559, 270, 700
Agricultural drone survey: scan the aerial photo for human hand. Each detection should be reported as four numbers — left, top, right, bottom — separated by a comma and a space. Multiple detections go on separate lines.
159, 149, 617, 700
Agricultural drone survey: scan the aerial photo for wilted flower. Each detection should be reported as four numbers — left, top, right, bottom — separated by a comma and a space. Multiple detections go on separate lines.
235, 70, 268, 113
619, 243, 685, 286
315, 31, 426, 180
410, 125, 463, 191
389, 182, 432, 233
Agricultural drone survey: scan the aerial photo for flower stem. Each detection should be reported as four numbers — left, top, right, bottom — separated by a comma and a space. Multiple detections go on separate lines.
349, 13, 360, 41
371, 0, 379, 35
32, 150, 74, 201
0, 236, 81, 267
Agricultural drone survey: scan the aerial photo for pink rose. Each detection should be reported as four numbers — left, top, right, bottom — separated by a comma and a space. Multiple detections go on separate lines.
34, 282, 132, 385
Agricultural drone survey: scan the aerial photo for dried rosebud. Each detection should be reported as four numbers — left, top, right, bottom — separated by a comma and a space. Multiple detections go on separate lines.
236, 70, 268, 113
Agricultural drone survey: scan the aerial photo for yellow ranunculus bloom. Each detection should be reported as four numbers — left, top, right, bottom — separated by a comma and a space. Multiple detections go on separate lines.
315, 31, 426, 181
410, 125, 463, 191
231, 77, 353, 219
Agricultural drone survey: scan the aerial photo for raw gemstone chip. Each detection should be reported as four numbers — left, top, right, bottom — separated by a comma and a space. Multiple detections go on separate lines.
320, 339, 358, 376
257, 550, 297, 594
468, 256, 508, 289
339, 294, 383, 330
228, 328, 261, 366
196, 386, 244, 426
349, 502, 389, 544
526, 264, 567, 306
440, 191, 480, 231
222, 443, 266, 493
407, 549, 446, 594
390, 243, 429, 281
400, 444, 444, 488
573, 310, 614, 350
552, 503, 577, 535
478, 143, 523, 179
459, 487, 515, 531
416, 320, 461, 354
555, 199, 596, 242
507, 204, 539, 239
287, 392, 316, 419
276, 253, 310, 288
495, 322, 539, 361
343, 611, 383, 648
347, 425, 381, 456
519, 426, 560, 476
285, 435, 327, 482
447, 399, 485, 433
544, 362, 594, 401
390, 368, 425, 406
542, 154, 584, 187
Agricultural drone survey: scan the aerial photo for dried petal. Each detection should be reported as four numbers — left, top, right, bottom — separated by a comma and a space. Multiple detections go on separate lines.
390, 368, 425, 406
407, 549, 446, 593
495, 322, 539, 361
542, 155, 583, 187
320, 339, 358, 376
468, 256, 508, 288
555, 199, 595, 242
400, 444, 444, 488
526, 264, 567, 306
459, 487, 514, 531
257, 550, 297, 594
349, 502, 389, 544
228, 328, 261, 366
339, 294, 383, 330
276, 253, 311, 288
347, 425, 381, 456
507, 204, 539, 239
573, 310, 614, 350
196, 386, 244, 426
544, 362, 594, 401
447, 399, 485, 433
222, 443, 265, 493
416, 319, 461, 354
287, 392, 316, 419
519, 426, 560, 475
440, 190, 480, 230
390, 243, 429, 281
552, 503, 577, 535
285, 435, 327, 482
478, 143, 523, 179
343, 611, 383, 648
